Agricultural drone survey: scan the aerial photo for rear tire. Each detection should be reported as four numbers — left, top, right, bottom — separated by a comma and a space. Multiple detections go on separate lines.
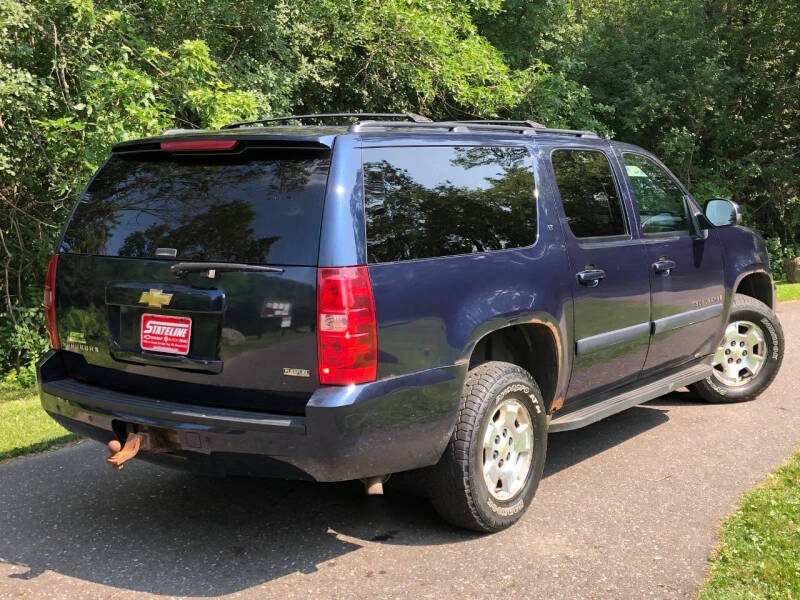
427, 361, 548, 533
690, 293, 783, 403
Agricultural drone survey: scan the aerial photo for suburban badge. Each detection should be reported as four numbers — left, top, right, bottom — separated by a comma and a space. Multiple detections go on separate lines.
692, 294, 723, 308
283, 368, 310, 378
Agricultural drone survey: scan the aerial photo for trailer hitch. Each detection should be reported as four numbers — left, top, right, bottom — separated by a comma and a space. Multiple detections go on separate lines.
106, 433, 151, 470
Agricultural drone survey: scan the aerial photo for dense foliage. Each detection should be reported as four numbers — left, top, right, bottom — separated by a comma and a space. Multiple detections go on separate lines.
1, 0, 798, 381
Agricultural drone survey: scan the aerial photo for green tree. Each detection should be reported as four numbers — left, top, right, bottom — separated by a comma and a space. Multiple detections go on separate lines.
1, 0, 798, 380
0, 0, 535, 376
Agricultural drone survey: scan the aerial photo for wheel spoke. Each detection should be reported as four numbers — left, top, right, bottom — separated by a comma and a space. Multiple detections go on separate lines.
745, 327, 764, 350
503, 402, 519, 430
745, 352, 764, 375
484, 461, 500, 489
514, 424, 532, 453
713, 344, 726, 366
483, 422, 497, 452
498, 463, 517, 495
724, 361, 741, 380
496, 404, 506, 425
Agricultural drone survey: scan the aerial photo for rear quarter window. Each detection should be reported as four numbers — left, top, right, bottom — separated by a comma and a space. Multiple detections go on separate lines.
362, 145, 537, 263
61, 148, 330, 265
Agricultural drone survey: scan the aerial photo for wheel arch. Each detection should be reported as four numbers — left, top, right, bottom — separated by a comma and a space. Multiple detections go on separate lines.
734, 269, 775, 310
465, 317, 568, 415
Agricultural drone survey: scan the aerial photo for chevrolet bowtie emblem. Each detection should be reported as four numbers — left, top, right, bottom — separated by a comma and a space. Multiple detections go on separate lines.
138, 289, 173, 308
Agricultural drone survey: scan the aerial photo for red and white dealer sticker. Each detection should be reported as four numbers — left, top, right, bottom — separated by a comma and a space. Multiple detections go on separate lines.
140, 313, 192, 355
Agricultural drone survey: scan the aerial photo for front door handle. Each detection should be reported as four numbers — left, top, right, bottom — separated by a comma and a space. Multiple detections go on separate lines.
653, 258, 677, 275
577, 268, 606, 286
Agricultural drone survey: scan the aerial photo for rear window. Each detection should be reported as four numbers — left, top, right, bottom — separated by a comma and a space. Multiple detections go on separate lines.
61, 149, 330, 265
363, 145, 537, 263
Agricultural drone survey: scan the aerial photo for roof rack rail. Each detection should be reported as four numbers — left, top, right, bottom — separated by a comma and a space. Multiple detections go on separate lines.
531, 127, 599, 138
451, 119, 547, 129
348, 120, 475, 133
221, 113, 432, 129
446, 121, 598, 138
439, 121, 540, 135
349, 120, 545, 135
449, 119, 598, 138
348, 119, 598, 138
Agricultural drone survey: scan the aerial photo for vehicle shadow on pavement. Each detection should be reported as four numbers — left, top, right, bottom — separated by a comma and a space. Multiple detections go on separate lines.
0, 394, 691, 596
544, 403, 671, 477
0, 443, 465, 596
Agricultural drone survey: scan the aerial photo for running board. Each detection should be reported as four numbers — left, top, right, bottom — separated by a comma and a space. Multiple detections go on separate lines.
549, 362, 712, 432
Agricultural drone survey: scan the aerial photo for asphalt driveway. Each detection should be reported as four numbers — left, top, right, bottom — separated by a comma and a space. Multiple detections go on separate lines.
1, 302, 798, 600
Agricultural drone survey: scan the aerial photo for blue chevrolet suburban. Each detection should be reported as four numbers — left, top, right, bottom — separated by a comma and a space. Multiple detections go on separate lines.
38, 114, 784, 532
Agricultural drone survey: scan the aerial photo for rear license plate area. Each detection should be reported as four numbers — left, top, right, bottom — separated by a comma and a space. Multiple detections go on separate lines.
140, 313, 192, 355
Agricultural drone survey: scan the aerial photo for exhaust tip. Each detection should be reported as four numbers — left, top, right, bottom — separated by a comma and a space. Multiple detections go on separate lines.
361, 475, 390, 495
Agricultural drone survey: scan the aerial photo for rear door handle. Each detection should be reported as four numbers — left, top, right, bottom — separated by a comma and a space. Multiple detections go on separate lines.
653, 259, 677, 275
577, 268, 606, 286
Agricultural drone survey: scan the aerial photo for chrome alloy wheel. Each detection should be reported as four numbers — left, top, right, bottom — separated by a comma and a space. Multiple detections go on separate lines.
712, 320, 767, 387
481, 398, 534, 501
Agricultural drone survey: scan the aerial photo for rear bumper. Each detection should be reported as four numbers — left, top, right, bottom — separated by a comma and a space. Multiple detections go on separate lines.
37, 351, 465, 482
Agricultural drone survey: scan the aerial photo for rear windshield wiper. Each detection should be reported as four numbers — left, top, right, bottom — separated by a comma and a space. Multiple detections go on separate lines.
170, 262, 284, 278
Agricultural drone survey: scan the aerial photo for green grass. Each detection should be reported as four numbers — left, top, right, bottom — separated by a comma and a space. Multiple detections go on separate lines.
776, 281, 800, 303
697, 450, 800, 599
0, 388, 78, 461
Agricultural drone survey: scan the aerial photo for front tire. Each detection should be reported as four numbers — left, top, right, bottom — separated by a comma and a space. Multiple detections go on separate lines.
427, 361, 548, 532
690, 293, 784, 403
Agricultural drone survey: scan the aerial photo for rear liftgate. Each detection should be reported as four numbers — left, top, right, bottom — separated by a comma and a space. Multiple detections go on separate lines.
54, 137, 330, 469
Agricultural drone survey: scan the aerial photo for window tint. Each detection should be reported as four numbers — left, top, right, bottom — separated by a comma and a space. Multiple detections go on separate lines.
622, 153, 689, 234
61, 150, 330, 265
363, 146, 537, 263
551, 149, 626, 238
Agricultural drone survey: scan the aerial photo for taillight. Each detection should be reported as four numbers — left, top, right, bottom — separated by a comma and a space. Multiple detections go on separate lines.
317, 266, 377, 385
43, 254, 59, 349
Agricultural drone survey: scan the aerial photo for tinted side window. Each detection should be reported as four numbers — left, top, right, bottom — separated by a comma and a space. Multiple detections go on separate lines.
363, 146, 537, 263
622, 153, 689, 234
551, 149, 626, 238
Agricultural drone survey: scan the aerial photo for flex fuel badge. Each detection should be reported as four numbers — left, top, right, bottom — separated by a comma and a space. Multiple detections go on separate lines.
64, 331, 99, 354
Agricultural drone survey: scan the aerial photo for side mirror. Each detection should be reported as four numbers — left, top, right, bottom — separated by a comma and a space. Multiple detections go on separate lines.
704, 198, 742, 227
